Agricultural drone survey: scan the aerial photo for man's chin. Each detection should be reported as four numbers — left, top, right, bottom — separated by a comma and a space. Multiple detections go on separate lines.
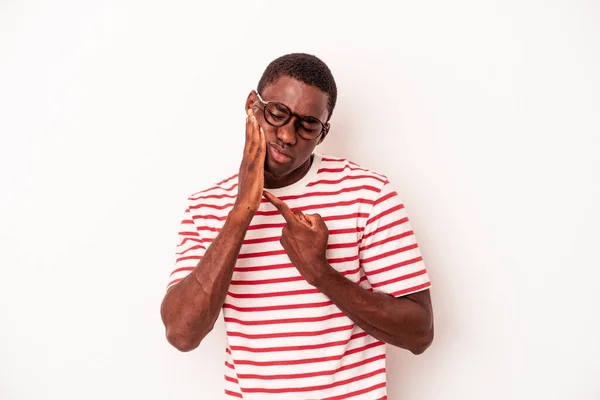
264, 158, 292, 177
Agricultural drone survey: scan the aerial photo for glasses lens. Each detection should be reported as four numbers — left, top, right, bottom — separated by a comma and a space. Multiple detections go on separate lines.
265, 102, 290, 126
298, 117, 323, 139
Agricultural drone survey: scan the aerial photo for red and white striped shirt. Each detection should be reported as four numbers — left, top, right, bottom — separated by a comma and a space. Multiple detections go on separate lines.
168, 154, 431, 399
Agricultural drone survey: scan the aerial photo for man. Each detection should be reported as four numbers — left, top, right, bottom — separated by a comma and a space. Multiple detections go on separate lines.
161, 53, 434, 399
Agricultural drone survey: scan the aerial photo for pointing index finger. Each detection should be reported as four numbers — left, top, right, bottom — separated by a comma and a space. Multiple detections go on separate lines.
263, 191, 294, 222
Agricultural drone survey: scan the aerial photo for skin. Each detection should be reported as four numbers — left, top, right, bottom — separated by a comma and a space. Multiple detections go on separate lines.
160, 76, 434, 354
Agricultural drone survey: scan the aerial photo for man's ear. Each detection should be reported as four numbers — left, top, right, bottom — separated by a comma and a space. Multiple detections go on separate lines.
245, 90, 257, 114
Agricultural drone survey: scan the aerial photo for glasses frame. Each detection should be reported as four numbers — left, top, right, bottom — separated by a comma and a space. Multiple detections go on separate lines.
255, 92, 329, 141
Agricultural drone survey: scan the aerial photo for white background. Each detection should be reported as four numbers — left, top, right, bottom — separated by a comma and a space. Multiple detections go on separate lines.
1, 1, 599, 399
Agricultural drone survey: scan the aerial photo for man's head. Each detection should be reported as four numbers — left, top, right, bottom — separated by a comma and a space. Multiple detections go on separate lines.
246, 53, 337, 177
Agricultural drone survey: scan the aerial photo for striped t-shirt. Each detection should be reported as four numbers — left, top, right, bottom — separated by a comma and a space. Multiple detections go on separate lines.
168, 153, 431, 400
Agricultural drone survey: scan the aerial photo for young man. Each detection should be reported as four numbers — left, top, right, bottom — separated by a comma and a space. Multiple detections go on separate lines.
161, 53, 434, 399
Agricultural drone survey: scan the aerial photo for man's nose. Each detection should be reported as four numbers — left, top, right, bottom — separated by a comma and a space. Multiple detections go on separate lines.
276, 117, 299, 145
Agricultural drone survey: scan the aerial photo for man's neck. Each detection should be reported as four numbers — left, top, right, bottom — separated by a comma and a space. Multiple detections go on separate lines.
264, 154, 314, 189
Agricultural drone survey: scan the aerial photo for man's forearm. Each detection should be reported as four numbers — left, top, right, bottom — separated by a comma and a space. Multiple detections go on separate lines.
160, 207, 254, 352
314, 264, 433, 354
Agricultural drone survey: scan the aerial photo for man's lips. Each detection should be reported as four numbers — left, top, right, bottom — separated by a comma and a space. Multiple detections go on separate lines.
268, 144, 292, 163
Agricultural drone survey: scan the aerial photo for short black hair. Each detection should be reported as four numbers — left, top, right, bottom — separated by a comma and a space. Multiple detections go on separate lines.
257, 53, 337, 121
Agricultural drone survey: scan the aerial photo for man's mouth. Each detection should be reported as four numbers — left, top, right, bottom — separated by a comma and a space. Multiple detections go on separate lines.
268, 144, 292, 163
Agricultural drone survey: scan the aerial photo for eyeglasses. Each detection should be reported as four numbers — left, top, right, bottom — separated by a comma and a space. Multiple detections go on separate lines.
255, 93, 329, 140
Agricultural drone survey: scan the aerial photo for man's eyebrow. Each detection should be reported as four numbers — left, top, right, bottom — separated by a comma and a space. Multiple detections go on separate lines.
272, 100, 321, 120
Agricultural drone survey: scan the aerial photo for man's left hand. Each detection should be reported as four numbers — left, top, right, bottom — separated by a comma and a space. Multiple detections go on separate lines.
263, 191, 332, 286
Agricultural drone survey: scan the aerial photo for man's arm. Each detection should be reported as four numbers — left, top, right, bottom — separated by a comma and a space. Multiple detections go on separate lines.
161, 208, 254, 352
263, 190, 434, 355
313, 268, 433, 354
160, 109, 265, 352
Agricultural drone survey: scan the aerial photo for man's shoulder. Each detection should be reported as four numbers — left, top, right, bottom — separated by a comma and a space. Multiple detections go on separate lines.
186, 173, 239, 203
318, 154, 389, 183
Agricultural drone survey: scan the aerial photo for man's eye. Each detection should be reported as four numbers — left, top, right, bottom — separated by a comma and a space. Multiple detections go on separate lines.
268, 111, 286, 121
300, 126, 318, 134
300, 121, 320, 132
274, 103, 287, 112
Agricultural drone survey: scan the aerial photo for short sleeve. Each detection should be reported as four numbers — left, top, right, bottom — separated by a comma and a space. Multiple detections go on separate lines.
166, 206, 208, 290
359, 182, 431, 297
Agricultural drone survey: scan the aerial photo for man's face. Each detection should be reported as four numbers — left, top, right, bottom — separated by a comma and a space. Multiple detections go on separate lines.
249, 76, 330, 176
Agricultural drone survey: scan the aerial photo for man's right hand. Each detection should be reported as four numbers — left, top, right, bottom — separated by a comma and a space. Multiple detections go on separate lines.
234, 107, 266, 214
